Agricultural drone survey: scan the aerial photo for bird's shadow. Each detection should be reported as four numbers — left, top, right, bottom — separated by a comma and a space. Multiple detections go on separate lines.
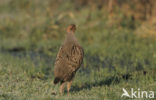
70, 73, 132, 92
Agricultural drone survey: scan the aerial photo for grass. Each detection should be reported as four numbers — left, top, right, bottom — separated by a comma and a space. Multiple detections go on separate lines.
0, 0, 156, 100
0, 52, 155, 100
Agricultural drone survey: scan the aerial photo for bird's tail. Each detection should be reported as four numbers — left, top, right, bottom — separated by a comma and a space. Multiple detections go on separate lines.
53, 77, 60, 84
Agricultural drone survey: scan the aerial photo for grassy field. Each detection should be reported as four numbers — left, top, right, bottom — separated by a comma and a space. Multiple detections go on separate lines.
0, 0, 156, 100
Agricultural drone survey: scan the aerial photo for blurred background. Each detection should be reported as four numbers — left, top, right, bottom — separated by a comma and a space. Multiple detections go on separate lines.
0, 0, 156, 99
0, 0, 156, 70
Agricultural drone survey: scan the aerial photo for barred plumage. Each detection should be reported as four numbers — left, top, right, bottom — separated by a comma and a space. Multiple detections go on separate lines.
53, 24, 84, 95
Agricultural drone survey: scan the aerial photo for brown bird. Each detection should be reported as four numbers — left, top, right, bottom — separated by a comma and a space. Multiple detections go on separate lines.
53, 24, 84, 95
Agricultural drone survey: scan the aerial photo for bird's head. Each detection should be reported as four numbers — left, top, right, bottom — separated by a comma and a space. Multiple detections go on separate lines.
67, 24, 76, 33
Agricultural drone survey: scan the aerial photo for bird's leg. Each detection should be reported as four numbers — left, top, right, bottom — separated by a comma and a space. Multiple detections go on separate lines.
60, 82, 65, 95
67, 80, 72, 96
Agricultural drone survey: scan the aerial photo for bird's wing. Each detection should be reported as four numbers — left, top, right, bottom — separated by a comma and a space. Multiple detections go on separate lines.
69, 44, 84, 71
54, 45, 65, 66
54, 44, 84, 72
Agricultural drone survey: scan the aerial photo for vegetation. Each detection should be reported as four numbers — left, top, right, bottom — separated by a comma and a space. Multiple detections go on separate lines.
0, 0, 156, 100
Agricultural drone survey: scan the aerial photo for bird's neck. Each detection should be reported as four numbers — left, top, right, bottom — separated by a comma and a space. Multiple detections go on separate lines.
64, 32, 77, 44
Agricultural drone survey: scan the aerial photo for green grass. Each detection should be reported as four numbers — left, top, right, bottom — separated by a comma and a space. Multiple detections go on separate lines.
0, 52, 155, 100
0, 0, 156, 100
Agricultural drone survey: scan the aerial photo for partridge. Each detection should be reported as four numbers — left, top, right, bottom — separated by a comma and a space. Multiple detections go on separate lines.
53, 24, 84, 95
